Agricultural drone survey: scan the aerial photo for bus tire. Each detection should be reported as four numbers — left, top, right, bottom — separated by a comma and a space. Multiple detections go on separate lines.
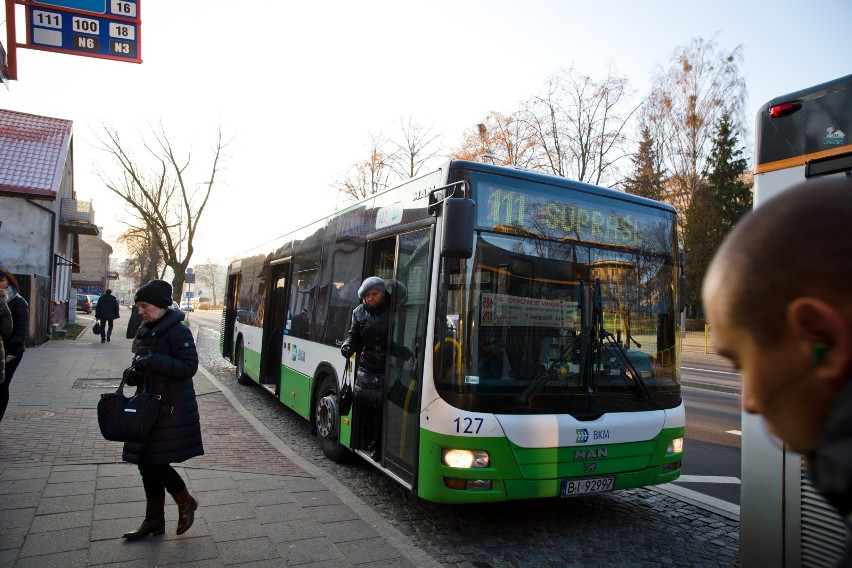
236, 340, 252, 385
315, 374, 349, 462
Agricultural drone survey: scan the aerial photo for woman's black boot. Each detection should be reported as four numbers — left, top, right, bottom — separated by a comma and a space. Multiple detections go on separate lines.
123, 497, 165, 540
172, 489, 198, 535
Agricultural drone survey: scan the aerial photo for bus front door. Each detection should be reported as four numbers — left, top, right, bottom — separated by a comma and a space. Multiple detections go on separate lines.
221, 273, 240, 360
260, 262, 291, 394
365, 228, 431, 486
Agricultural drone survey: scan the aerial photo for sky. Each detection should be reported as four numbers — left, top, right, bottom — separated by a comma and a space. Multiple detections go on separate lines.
2, 0, 850, 268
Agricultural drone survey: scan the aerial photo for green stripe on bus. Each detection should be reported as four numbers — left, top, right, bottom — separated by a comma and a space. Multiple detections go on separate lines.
416, 427, 683, 504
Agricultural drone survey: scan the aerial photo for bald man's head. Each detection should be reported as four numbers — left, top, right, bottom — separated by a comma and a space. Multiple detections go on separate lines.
704, 175, 852, 347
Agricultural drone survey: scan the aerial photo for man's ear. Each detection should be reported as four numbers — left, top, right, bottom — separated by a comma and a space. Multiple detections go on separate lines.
787, 298, 852, 380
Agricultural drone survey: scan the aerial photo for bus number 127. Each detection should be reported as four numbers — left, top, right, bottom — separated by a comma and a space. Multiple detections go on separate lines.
454, 416, 484, 434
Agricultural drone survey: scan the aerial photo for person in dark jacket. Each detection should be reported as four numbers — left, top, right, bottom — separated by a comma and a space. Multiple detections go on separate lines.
703, 176, 852, 567
0, 287, 13, 385
125, 299, 144, 353
340, 277, 411, 462
0, 268, 29, 424
94, 288, 120, 343
122, 279, 203, 540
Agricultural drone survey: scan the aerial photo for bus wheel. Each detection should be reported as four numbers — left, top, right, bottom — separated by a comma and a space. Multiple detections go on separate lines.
316, 374, 349, 462
236, 340, 252, 385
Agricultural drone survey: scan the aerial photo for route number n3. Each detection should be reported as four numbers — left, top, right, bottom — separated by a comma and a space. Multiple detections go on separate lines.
454, 416, 483, 434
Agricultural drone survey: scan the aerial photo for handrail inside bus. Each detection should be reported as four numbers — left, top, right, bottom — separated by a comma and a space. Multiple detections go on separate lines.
434, 336, 463, 374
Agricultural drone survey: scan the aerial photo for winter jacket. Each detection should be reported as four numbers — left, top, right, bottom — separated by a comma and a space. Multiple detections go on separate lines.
122, 308, 203, 465
341, 294, 392, 375
808, 377, 852, 567
95, 292, 120, 321
126, 309, 143, 339
0, 289, 12, 383
1, 290, 28, 360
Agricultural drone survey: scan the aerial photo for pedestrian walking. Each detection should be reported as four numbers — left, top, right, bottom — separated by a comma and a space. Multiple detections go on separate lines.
703, 176, 852, 567
122, 279, 203, 540
0, 268, 29, 424
95, 289, 120, 343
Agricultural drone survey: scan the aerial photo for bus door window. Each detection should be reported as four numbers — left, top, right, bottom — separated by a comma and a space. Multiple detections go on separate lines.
262, 265, 289, 383
287, 260, 319, 340
384, 228, 430, 478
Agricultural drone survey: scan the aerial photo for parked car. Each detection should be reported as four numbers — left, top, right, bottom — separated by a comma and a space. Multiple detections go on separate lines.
76, 294, 92, 313
87, 294, 100, 308
180, 301, 194, 312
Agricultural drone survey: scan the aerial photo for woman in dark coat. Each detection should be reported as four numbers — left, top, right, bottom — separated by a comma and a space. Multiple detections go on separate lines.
0, 268, 29, 424
340, 277, 410, 462
122, 279, 203, 540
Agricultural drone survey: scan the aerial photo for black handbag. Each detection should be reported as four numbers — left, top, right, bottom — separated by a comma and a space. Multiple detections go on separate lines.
338, 360, 353, 416
93, 322, 102, 335
97, 366, 162, 443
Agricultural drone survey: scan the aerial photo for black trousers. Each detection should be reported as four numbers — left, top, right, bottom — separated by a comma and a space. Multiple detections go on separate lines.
0, 352, 24, 423
99, 318, 114, 341
138, 464, 186, 499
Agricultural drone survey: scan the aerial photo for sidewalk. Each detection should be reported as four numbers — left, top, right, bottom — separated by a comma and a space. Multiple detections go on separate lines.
0, 314, 434, 567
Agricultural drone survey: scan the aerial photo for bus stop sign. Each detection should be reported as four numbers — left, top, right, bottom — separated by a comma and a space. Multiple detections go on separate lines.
26, 0, 141, 63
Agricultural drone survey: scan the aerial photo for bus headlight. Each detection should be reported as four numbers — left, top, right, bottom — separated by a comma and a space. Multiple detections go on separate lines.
667, 437, 684, 454
442, 448, 490, 468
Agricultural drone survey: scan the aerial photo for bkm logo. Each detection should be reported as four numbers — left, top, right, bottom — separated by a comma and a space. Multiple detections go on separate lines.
576, 429, 589, 443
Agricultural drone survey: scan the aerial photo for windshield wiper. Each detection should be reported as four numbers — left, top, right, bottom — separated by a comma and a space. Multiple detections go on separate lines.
591, 279, 650, 400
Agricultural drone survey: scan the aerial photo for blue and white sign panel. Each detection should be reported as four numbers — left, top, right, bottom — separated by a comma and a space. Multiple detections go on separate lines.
30, 0, 139, 20
26, 1, 141, 63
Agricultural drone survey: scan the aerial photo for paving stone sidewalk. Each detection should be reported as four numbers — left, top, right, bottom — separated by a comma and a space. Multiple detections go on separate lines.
0, 314, 432, 567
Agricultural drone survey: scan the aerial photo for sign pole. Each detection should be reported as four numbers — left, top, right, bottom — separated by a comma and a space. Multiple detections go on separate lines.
4, 0, 18, 80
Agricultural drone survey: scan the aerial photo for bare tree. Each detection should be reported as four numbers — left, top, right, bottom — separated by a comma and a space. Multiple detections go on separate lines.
94, 123, 229, 301
116, 222, 164, 287
524, 66, 636, 186
332, 133, 396, 201
194, 259, 225, 306
388, 117, 443, 179
450, 110, 538, 168
643, 36, 746, 241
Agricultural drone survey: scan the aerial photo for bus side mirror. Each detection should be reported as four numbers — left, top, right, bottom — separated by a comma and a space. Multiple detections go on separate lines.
441, 198, 475, 259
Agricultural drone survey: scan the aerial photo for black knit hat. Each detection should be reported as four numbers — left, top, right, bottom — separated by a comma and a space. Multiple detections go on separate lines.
134, 279, 173, 309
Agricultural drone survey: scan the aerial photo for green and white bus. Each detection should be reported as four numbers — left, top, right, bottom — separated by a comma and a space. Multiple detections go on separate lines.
221, 161, 685, 504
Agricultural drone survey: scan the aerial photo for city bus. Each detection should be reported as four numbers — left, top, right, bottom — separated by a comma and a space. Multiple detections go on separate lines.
221, 160, 685, 504
743, 74, 852, 567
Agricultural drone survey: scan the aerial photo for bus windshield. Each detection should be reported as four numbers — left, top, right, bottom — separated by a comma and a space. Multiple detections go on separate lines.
434, 171, 681, 417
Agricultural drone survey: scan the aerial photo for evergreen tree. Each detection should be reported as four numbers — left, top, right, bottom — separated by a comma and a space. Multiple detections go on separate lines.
683, 113, 752, 317
624, 126, 665, 201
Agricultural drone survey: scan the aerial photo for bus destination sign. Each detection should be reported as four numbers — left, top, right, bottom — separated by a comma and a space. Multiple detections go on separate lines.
26, 1, 141, 63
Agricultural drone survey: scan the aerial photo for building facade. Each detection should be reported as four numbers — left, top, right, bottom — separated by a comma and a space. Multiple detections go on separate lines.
0, 109, 99, 343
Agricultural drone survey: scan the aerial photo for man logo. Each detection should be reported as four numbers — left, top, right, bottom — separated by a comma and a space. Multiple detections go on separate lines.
576, 429, 589, 443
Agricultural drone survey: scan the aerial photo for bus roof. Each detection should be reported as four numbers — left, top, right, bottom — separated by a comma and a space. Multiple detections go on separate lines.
447, 160, 678, 215
755, 74, 852, 172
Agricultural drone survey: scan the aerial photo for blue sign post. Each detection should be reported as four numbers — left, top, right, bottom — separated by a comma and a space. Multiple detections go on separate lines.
25, 0, 141, 63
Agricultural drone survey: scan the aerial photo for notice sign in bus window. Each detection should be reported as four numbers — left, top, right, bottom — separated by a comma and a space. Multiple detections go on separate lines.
26, 1, 141, 63
480, 293, 579, 329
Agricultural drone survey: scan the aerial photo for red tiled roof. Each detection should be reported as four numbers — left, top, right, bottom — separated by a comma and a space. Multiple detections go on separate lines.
0, 109, 72, 198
